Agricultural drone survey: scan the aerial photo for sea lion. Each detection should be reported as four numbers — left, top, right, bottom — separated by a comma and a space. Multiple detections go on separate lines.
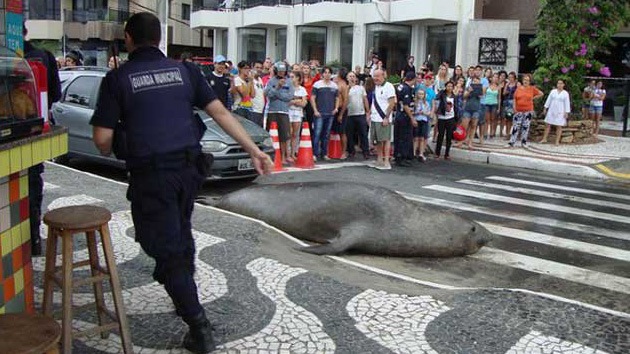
216, 182, 491, 257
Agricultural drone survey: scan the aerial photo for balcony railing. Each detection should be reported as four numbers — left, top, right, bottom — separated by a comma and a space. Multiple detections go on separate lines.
64, 8, 132, 24
193, 0, 372, 12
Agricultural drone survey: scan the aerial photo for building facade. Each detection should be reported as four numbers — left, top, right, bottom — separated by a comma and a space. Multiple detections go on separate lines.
191, 0, 630, 77
23, 0, 213, 65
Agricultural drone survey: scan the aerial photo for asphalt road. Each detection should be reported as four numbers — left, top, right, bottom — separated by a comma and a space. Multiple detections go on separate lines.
63, 156, 630, 314
45, 157, 630, 353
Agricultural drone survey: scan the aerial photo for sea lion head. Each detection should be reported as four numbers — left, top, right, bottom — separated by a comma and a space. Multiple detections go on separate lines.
463, 221, 493, 254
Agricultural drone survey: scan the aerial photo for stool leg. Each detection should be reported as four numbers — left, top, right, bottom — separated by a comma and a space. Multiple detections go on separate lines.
43, 226, 58, 316
61, 230, 74, 354
86, 230, 108, 339
99, 224, 133, 354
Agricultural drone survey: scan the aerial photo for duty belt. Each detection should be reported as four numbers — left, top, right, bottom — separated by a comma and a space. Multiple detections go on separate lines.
126, 148, 202, 171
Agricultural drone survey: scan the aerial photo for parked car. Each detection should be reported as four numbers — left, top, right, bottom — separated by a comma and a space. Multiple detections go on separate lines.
51, 67, 274, 180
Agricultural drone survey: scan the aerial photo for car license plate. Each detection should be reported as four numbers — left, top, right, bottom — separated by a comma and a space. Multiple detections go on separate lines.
238, 158, 254, 171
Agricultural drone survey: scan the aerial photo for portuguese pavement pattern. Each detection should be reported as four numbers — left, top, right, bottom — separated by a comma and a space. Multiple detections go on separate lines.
35, 164, 629, 354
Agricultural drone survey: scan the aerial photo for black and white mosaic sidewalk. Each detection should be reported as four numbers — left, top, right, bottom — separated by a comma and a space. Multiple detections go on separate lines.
36, 163, 629, 353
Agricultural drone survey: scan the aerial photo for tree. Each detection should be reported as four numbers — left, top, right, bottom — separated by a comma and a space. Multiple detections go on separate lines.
531, 0, 630, 111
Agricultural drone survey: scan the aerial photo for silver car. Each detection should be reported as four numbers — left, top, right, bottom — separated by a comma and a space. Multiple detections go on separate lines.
52, 67, 274, 180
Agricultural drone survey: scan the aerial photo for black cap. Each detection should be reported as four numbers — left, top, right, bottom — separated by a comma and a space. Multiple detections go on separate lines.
404, 71, 417, 81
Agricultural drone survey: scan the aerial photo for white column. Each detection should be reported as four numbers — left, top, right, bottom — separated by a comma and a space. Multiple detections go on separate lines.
213, 29, 222, 56
456, 0, 477, 69
351, 22, 366, 69
266, 28, 276, 60
286, 25, 297, 64
227, 26, 238, 61
412, 24, 427, 66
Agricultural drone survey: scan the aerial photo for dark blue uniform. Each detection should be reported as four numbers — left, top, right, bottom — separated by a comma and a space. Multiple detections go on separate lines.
394, 82, 415, 163
90, 46, 217, 323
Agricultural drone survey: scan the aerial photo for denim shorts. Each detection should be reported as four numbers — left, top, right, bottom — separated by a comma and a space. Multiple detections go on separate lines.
589, 106, 603, 114
413, 120, 430, 138
462, 110, 480, 120
485, 104, 498, 113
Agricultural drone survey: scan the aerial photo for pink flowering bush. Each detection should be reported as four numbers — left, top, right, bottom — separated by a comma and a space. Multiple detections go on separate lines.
531, 0, 630, 111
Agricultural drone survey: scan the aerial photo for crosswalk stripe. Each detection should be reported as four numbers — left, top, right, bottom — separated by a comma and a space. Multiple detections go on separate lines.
423, 185, 630, 225
487, 176, 630, 202
479, 222, 630, 262
470, 248, 630, 295
458, 179, 630, 212
399, 193, 630, 242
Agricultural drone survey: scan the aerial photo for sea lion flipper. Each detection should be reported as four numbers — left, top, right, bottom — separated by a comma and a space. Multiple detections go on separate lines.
299, 226, 362, 255
299, 242, 347, 255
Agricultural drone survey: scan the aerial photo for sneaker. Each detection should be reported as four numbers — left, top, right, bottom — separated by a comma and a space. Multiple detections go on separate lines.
507, 142, 514, 148
382, 162, 392, 170
521, 141, 527, 147
313, 156, 317, 162
323, 155, 331, 161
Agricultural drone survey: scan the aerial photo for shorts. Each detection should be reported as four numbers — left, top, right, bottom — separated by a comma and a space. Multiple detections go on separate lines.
477, 105, 486, 125
289, 110, 303, 123
370, 121, 391, 142
589, 106, 603, 114
485, 104, 498, 113
267, 112, 291, 142
413, 120, 430, 138
582, 103, 590, 109
502, 100, 514, 119
332, 111, 348, 133
462, 110, 480, 120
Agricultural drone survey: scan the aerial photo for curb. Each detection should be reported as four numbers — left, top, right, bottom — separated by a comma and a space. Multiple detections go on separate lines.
594, 164, 630, 180
430, 142, 609, 180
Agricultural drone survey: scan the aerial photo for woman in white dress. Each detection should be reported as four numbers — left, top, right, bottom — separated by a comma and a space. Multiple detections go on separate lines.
540, 79, 571, 145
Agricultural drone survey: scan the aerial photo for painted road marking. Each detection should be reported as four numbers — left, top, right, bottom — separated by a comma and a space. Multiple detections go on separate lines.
470, 247, 630, 295
487, 176, 630, 201
479, 222, 630, 262
399, 193, 630, 242
423, 185, 630, 225
458, 179, 630, 212
595, 164, 630, 180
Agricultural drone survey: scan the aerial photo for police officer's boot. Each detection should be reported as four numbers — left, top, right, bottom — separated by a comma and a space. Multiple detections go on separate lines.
183, 312, 216, 353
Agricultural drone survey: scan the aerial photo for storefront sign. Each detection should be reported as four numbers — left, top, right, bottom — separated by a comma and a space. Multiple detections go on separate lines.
6, 11, 24, 56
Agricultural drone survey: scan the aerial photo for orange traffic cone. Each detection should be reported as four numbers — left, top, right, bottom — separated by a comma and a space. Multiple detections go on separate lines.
327, 132, 343, 159
270, 121, 286, 172
295, 122, 315, 169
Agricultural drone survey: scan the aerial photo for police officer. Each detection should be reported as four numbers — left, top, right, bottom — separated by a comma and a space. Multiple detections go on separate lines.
394, 72, 417, 167
23, 23, 62, 256
90, 13, 273, 354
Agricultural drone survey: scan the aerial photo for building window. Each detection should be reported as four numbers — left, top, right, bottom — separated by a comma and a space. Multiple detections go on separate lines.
426, 24, 457, 69
238, 28, 266, 63
340, 26, 353, 70
276, 28, 287, 63
297, 26, 326, 64
182, 4, 191, 21
221, 29, 228, 57
366, 23, 410, 77
27, 0, 62, 20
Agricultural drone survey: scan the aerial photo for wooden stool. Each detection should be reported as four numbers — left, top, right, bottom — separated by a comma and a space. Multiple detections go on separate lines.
42, 205, 133, 354
0, 313, 61, 354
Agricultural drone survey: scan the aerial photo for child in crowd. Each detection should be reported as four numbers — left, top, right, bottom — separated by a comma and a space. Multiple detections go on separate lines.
413, 89, 431, 162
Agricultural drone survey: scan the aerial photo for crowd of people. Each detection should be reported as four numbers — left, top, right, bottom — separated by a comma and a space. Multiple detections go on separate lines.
61, 47, 605, 168
191, 53, 584, 169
